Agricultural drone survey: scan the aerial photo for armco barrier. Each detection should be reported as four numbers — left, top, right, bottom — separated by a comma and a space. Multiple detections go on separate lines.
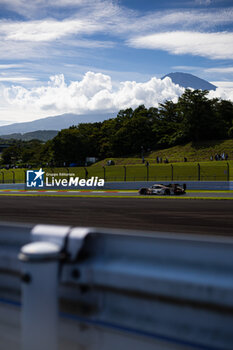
0, 223, 233, 350
103, 180, 233, 190
1, 180, 233, 191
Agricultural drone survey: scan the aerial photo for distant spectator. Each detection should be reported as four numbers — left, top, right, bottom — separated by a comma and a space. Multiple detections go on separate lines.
226, 153, 229, 160
146, 161, 149, 166
85, 168, 89, 178
210, 155, 213, 161
221, 152, 225, 160
142, 156, 145, 164
160, 157, 163, 163
184, 157, 187, 162
164, 158, 169, 164
156, 156, 159, 164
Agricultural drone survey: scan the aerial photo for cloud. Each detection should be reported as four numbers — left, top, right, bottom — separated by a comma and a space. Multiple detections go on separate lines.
0, 77, 35, 82
0, 1, 232, 64
128, 31, 233, 59
131, 8, 233, 33
208, 86, 233, 101
0, 0, 92, 18
212, 81, 233, 88
0, 64, 22, 69
0, 18, 104, 42
4, 72, 184, 117
0, 2, 119, 59
172, 65, 203, 71
0, 2, 233, 43
205, 67, 233, 73
1, 0, 233, 29
195, 0, 211, 5
2, 71, 233, 122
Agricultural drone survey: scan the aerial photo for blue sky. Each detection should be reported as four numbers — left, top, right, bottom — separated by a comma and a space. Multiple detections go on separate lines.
0, 0, 233, 124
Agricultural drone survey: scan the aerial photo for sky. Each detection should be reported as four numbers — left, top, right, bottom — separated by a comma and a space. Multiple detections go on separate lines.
0, 0, 233, 124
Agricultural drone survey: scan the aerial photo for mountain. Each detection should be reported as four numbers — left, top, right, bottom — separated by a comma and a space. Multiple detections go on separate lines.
162, 72, 217, 91
0, 130, 58, 141
0, 112, 115, 136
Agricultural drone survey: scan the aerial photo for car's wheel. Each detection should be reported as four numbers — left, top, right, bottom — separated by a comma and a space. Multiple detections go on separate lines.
139, 188, 147, 195
164, 189, 170, 195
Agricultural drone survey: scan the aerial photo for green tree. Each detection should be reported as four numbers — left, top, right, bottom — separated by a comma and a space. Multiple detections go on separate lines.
177, 89, 222, 141
153, 101, 184, 147
51, 127, 90, 165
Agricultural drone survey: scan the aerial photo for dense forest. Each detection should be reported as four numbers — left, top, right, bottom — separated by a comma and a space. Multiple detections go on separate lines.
1, 89, 233, 166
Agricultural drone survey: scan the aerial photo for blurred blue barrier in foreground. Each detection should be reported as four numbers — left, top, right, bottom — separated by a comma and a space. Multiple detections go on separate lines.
0, 223, 232, 350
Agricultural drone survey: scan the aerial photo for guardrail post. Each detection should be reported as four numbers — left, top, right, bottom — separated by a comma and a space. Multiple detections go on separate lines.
24, 170, 27, 186
103, 166, 106, 181
19, 241, 60, 350
197, 163, 200, 181
66, 167, 70, 181
84, 167, 88, 180
0, 171, 4, 184
227, 162, 230, 181
11, 170, 15, 184
171, 164, 173, 181
123, 166, 126, 181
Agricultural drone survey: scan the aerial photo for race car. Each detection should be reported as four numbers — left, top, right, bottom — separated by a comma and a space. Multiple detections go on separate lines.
138, 183, 186, 196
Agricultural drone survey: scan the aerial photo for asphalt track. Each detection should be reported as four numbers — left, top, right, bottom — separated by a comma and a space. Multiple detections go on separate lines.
1, 194, 233, 236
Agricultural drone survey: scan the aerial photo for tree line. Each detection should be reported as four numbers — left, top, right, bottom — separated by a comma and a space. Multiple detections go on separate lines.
1, 89, 233, 166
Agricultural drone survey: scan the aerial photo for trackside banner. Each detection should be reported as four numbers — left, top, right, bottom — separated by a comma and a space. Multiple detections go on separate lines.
26, 169, 104, 189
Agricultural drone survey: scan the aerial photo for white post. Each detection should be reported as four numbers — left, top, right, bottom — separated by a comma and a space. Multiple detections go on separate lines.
19, 241, 60, 350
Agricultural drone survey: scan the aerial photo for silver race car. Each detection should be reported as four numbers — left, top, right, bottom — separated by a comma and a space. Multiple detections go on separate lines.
138, 183, 186, 195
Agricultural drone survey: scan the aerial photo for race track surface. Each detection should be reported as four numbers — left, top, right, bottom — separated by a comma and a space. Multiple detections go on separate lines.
1, 196, 233, 236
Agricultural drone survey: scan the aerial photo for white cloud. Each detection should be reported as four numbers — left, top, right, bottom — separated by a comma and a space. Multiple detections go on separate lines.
0, 64, 22, 69
0, 1, 232, 64
205, 67, 233, 73
0, 0, 91, 18
195, 0, 211, 5
0, 18, 104, 42
0, 3, 232, 43
211, 81, 233, 88
172, 65, 203, 71
208, 86, 233, 101
3, 72, 184, 120
0, 77, 35, 82
2, 72, 233, 123
132, 8, 233, 33
210, 81, 233, 102
128, 31, 233, 60
1, 0, 232, 30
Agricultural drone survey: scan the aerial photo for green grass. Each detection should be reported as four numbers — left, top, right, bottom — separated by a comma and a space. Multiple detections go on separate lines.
93, 139, 233, 166
1, 139, 233, 183
1, 161, 233, 183
0, 168, 25, 183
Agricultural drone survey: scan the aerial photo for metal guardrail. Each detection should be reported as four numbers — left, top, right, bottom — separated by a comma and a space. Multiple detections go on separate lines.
0, 223, 233, 349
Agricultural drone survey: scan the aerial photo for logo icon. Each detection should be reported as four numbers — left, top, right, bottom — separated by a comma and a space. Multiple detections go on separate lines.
26, 168, 45, 188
